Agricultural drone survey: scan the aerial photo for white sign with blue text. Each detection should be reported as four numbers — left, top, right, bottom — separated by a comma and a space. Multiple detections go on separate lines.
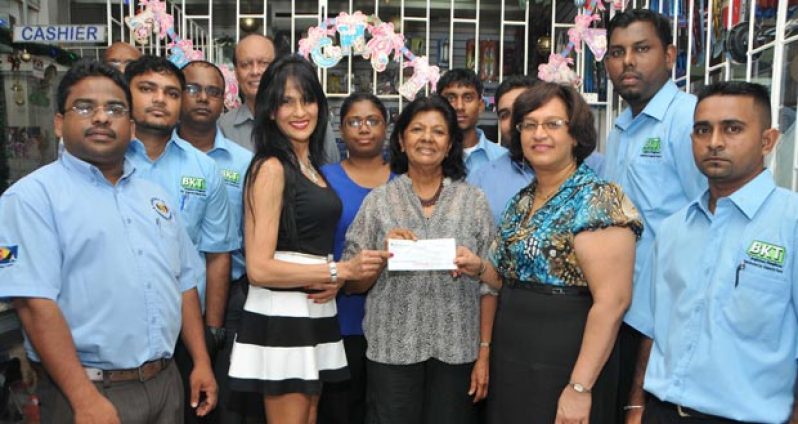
13, 25, 106, 44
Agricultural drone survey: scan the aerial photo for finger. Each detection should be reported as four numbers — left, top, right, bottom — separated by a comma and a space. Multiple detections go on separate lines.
476, 383, 487, 402
190, 380, 200, 408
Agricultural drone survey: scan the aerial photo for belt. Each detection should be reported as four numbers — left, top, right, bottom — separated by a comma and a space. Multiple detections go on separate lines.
505, 279, 591, 296
652, 396, 730, 420
33, 358, 171, 383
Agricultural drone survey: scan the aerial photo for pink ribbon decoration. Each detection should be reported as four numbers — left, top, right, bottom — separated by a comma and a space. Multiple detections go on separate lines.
398, 56, 441, 101
538, 54, 581, 87
365, 22, 406, 72
219, 64, 241, 111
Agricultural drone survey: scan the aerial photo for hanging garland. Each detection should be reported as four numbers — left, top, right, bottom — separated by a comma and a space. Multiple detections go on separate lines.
538, 0, 619, 86
125, 0, 205, 68
297, 11, 440, 101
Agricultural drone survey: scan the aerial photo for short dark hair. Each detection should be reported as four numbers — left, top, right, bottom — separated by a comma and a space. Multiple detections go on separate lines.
607, 9, 672, 49
183, 60, 225, 88
57, 59, 131, 114
389, 95, 466, 181
232, 34, 276, 66
495, 75, 538, 105
696, 81, 772, 128
339, 92, 388, 125
510, 82, 596, 165
124, 55, 186, 90
436, 68, 483, 96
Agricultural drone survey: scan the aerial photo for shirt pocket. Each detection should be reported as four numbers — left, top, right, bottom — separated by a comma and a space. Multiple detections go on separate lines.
627, 156, 667, 213
721, 267, 790, 348
157, 217, 182, 278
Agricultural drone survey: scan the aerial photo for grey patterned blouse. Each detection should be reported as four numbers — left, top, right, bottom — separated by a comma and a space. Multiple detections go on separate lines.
343, 175, 495, 365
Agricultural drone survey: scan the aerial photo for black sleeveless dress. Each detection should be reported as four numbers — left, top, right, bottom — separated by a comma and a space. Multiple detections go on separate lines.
228, 166, 348, 396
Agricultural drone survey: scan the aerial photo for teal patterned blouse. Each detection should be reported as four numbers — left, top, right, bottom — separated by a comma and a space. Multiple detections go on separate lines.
489, 163, 643, 287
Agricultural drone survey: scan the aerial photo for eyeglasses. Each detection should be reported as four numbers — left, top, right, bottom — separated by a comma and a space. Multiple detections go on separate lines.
345, 117, 384, 129
67, 103, 129, 119
236, 58, 272, 71
184, 83, 224, 99
515, 119, 569, 133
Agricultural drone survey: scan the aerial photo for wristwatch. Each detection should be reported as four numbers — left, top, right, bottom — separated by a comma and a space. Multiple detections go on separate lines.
206, 326, 227, 352
569, 382, 591, 394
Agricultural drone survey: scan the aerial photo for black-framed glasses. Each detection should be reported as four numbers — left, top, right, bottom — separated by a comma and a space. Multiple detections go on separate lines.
184, 83, 224, 99
515, 119, 569, 133
68, 103, 129, 119
345, 117, 384, 129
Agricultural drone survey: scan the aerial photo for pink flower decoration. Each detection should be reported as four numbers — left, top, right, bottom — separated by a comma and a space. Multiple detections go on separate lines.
537, 54, 581, 87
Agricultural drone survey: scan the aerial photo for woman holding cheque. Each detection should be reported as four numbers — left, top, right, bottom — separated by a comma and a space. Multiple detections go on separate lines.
455, 82, 641, 424
343, 95, 495, 424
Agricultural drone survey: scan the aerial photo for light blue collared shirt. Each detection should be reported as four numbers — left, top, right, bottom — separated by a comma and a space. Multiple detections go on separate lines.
467, 151, 606, 224
0, 151, 202, 369
627, 170, 798, 423
126, 132, 238, 307
203, 128, 253, 281
464, 129, 507, 177
603, 80, 706, 322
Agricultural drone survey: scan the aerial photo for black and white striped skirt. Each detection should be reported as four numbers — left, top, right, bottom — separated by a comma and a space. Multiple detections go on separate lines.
228, 251, 349, 395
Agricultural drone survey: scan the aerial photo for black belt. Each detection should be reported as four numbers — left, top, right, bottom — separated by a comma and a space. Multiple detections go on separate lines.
505, 279, 590, 296
32, 358, 171, 383
650, 396, 734, 421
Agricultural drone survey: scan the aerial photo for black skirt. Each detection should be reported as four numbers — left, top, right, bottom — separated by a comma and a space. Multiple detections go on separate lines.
486, 284, 619, 424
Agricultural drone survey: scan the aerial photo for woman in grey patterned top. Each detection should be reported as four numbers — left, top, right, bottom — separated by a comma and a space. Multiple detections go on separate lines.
343, 95, 495, 424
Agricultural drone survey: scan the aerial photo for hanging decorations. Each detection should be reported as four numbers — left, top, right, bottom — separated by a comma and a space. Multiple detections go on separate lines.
124, 0, 205, 69
219, 64, 241, 111
298, 12, 440, 101
538, 0, 616, 86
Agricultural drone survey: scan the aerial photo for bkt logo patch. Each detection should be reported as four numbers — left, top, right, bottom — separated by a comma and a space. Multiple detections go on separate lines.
181, 176, 207, 192
221, 169, 241, 185
747, 240, 786, 266
642, 137, 662, 155
0, 245, 18, 267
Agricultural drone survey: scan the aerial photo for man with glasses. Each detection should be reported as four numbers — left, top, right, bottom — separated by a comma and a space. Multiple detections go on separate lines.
124, 55, 236, 420
219, 33, 340, 164
178, 60, 255, 423
0, 60, 214, 422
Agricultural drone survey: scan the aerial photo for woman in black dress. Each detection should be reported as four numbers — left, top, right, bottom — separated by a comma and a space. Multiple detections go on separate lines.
227, 56, 388, 424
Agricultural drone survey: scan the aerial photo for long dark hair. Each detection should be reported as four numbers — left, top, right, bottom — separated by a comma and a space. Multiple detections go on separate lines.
243, 55, 328, 241
388, 95, 466, 181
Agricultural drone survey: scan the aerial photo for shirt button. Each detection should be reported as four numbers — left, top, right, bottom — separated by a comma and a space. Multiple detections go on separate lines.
126, 218, 132, 224
147, 283, 152, 289
151, 317, 156, 323
138, 249, 143, 256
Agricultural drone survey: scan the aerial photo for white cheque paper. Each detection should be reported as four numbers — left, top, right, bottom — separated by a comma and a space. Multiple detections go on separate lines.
387, 238, 457, 271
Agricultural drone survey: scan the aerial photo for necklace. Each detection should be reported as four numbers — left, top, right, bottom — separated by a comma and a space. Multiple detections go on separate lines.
299, 158, 320, 184
417, 178, 444, 208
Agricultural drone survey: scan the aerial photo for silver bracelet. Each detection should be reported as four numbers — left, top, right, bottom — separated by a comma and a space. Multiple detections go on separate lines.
327, 254, 338, 284
623, 405, 644, 411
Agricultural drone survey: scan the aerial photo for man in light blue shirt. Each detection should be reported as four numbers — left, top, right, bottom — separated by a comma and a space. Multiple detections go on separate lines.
438, 68, 507, 176
0, 60, 216, 422
179, 60, 256, 423
467, 75, 604, 223
603, 10, 707, 413
626, 82, 798, 423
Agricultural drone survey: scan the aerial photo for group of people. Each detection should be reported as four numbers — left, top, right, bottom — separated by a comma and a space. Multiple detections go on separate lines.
1, 7, 797, 424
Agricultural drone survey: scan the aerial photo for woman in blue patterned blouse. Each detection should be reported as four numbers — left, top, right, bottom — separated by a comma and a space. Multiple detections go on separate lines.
455, 82, 643, 423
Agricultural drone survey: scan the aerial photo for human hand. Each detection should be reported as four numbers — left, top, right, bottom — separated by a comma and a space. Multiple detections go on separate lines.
189, 361, 218, 416
384, 228, 417, 250
73, 392, 120, 424
453, 246, 483, 278
468, 352, 489, 403
343, 250, 391, 281
624, 406, 643, 424
555, 385, 591, 424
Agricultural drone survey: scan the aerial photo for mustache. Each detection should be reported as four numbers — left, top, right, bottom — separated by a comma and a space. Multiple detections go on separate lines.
84, 127, 116, 139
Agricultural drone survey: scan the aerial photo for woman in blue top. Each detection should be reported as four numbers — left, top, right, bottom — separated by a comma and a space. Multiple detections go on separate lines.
318, 93, 393, 424
455, 82, 642, 424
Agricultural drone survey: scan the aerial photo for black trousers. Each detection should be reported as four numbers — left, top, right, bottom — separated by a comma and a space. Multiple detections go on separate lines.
617, 322, 642, 422
318, 335, 368, 424
365, 358, 477, 424
643, 395, 745, 424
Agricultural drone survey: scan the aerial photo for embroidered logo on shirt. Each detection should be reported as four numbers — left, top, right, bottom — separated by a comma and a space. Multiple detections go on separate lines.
151, 198, 173, 220
180, 176, 207, 193
641, 137, 662, 157
0, 245, 18, 267
746, 240, 786, 266
221, 169, 241, 186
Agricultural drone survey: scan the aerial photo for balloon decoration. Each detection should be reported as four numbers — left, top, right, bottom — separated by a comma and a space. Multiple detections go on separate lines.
298, 11, 440, 101
538, 0, 618, 86
124, 0, 205, 68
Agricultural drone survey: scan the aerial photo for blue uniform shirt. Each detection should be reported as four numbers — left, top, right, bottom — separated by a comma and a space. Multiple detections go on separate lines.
602, 80, 706, 321
465, 129, 507, 177
467, 152, 605, 224
0, 152, 202, 369
126, 132, 238, 306
627, 170, 798, 423
203, 128, 253, 281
